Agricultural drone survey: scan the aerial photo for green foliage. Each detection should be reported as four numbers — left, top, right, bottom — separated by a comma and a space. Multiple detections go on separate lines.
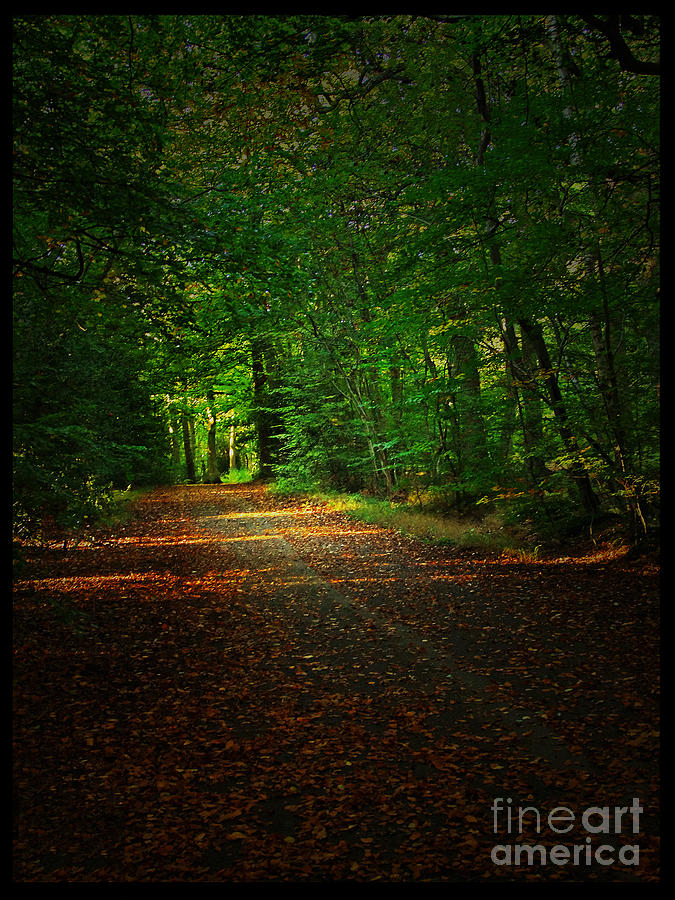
13, 15, 185, 537
13, 14, 660, 544
223, 468, 254, 485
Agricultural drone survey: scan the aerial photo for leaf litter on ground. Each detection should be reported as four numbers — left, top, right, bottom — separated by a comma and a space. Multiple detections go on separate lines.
13, 484, 659, 882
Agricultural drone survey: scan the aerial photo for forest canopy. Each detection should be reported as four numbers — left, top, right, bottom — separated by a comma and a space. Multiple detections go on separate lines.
13, 14, 660, 542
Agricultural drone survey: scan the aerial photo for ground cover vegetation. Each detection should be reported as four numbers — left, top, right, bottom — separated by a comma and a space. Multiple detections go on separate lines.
14, 14, 659, 549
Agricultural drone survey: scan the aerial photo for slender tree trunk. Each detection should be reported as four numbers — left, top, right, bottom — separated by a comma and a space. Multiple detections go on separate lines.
498, 318, 523, 468
519, 317, 599, 514
204, 389, 221, 483
170, 417, 181, 466
251, 338, 281, 478
361, 364, 396, 494
182, 411, 196, 483
450, 330, 488, 502
500, 317, 547, 483
588, 256, 649, 535
305, 307, 394, 494
228, 411, 237, 473
355, 287, 396, 493
345, 368, 394, 495
586, 251, 633, 475
519, 323, 549, 483
420, 332, 448, 477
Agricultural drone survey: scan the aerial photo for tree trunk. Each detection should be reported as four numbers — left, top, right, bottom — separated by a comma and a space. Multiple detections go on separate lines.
498, 318, 523, 467
341, 366, 394, 495
204, 389, 221, 483
182, 411, 196, 483
170, 417, 181, 466
251, 338, 281, 478
361, 365, 396, 494
585, 250, 633, 473
450, 330, 488, 502
500, 317, 548, 483
228, 412, 237, 473
519, 323, 549, 484
519, 317, 599, 514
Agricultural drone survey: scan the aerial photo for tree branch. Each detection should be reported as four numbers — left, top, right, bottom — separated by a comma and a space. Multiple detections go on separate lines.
582, 15, 660, 75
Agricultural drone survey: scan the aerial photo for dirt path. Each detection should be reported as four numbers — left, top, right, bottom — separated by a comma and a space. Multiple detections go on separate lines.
13, 484, 660, 882
194, 486, 596, 772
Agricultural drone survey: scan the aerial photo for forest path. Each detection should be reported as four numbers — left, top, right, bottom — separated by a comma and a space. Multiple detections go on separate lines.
192, 483, 592, 773
184, 483, 659, 879
13, 483, 659, 882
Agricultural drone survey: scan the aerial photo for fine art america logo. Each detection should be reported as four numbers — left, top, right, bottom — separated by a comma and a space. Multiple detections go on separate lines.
490, 797, 642, 868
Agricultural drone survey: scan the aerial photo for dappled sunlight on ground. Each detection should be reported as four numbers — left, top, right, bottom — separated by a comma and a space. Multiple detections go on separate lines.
203, 508, 317, 520
13, 483, 659, 883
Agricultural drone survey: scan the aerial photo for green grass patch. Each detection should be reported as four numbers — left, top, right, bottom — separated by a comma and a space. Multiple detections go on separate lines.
270, 482, 528, 552
340, 497, 518, 551
223, 468, 254, 484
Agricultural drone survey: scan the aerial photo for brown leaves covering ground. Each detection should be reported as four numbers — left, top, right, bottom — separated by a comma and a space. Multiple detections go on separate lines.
13, 484, 660, 882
